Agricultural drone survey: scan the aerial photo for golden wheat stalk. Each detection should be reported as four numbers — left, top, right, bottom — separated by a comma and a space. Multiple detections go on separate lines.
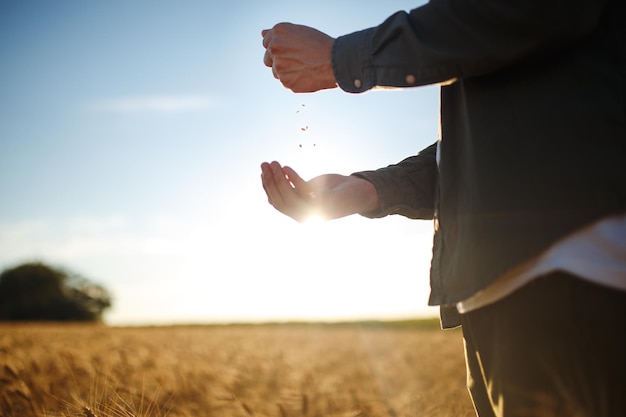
83, 406, 97, 417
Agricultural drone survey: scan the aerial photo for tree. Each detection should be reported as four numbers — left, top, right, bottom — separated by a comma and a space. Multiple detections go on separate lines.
0, 262, 112, 322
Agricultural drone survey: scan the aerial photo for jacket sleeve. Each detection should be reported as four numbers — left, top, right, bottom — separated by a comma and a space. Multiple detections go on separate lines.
351, 142, 438, 220
332, 0, 609, 92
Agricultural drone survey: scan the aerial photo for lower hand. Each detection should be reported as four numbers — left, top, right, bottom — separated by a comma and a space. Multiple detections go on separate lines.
260, 161, 379, 223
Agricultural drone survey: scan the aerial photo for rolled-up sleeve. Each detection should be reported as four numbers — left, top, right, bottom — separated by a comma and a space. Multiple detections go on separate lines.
352, 143, 438, 220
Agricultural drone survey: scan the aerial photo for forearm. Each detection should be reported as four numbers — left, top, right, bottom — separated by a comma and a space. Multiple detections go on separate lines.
333, 0, 608, 92
352, 142, 438, 220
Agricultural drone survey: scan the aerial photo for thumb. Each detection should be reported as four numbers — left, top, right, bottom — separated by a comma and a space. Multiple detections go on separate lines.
283, 166, 306, 189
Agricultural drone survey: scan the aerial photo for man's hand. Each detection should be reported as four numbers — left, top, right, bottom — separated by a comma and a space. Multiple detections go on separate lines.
261, 161, 380, 223
262, 23, 337, 93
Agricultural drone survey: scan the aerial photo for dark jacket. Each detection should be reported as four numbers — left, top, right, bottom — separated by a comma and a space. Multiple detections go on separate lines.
334, 0, 626, 326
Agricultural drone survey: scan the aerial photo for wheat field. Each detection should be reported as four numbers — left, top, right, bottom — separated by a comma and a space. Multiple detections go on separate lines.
0, 322, 475, 417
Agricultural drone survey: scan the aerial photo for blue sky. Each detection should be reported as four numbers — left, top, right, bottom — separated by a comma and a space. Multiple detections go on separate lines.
0, 0, 441, 325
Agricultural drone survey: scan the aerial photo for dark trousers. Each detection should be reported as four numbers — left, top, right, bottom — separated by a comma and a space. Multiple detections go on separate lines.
461, 272, 626, 417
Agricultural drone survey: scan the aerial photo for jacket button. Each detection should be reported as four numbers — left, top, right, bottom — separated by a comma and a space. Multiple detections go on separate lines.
406, 74, 416, 85
354, 79, 362, 89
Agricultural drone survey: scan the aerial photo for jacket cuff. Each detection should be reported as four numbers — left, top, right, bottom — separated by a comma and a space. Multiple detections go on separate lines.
332, 28, 376, 93
350, 171, 391, 218
350, 168, 435, 220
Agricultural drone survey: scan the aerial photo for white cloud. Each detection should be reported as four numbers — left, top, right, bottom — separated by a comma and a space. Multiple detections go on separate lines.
0, 213, 217, 270
92, 95, 215, 114
68, 215, 127, 234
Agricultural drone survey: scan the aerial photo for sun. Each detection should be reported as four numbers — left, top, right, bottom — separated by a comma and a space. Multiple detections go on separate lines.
302, 214, 326, 226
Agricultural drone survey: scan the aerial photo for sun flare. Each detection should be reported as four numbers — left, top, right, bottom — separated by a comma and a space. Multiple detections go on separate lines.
302, 214, 326, 226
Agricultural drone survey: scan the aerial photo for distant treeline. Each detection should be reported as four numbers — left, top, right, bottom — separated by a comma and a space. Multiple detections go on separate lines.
0, 262, 112, 322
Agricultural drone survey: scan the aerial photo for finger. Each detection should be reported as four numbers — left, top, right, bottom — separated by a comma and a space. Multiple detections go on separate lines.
260, 162, 272, 196
261, 162, 276, 205
264, 49, 273, 68
262, 29, 272, 48
260, 162, 273, 202
261, 162, 285, 208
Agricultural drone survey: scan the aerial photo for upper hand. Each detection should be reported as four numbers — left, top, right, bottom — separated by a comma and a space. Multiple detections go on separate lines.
262, 23, 338, 93
260, 161, 379, 223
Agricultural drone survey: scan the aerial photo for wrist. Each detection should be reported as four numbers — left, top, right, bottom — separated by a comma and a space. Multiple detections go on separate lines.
348, 176, 379, 214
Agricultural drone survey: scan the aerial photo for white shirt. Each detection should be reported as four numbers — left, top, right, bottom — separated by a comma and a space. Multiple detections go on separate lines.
457, 214, 626, 313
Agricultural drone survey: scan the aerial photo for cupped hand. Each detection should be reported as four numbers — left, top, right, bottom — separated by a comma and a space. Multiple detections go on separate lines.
262, 23, 337, 93
260, 161, 379, 223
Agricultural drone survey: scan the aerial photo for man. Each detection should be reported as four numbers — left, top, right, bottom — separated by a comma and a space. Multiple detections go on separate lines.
260, 1, 626, 415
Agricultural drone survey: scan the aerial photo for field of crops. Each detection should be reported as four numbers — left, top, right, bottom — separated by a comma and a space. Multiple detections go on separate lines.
0, 322, 475, 417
